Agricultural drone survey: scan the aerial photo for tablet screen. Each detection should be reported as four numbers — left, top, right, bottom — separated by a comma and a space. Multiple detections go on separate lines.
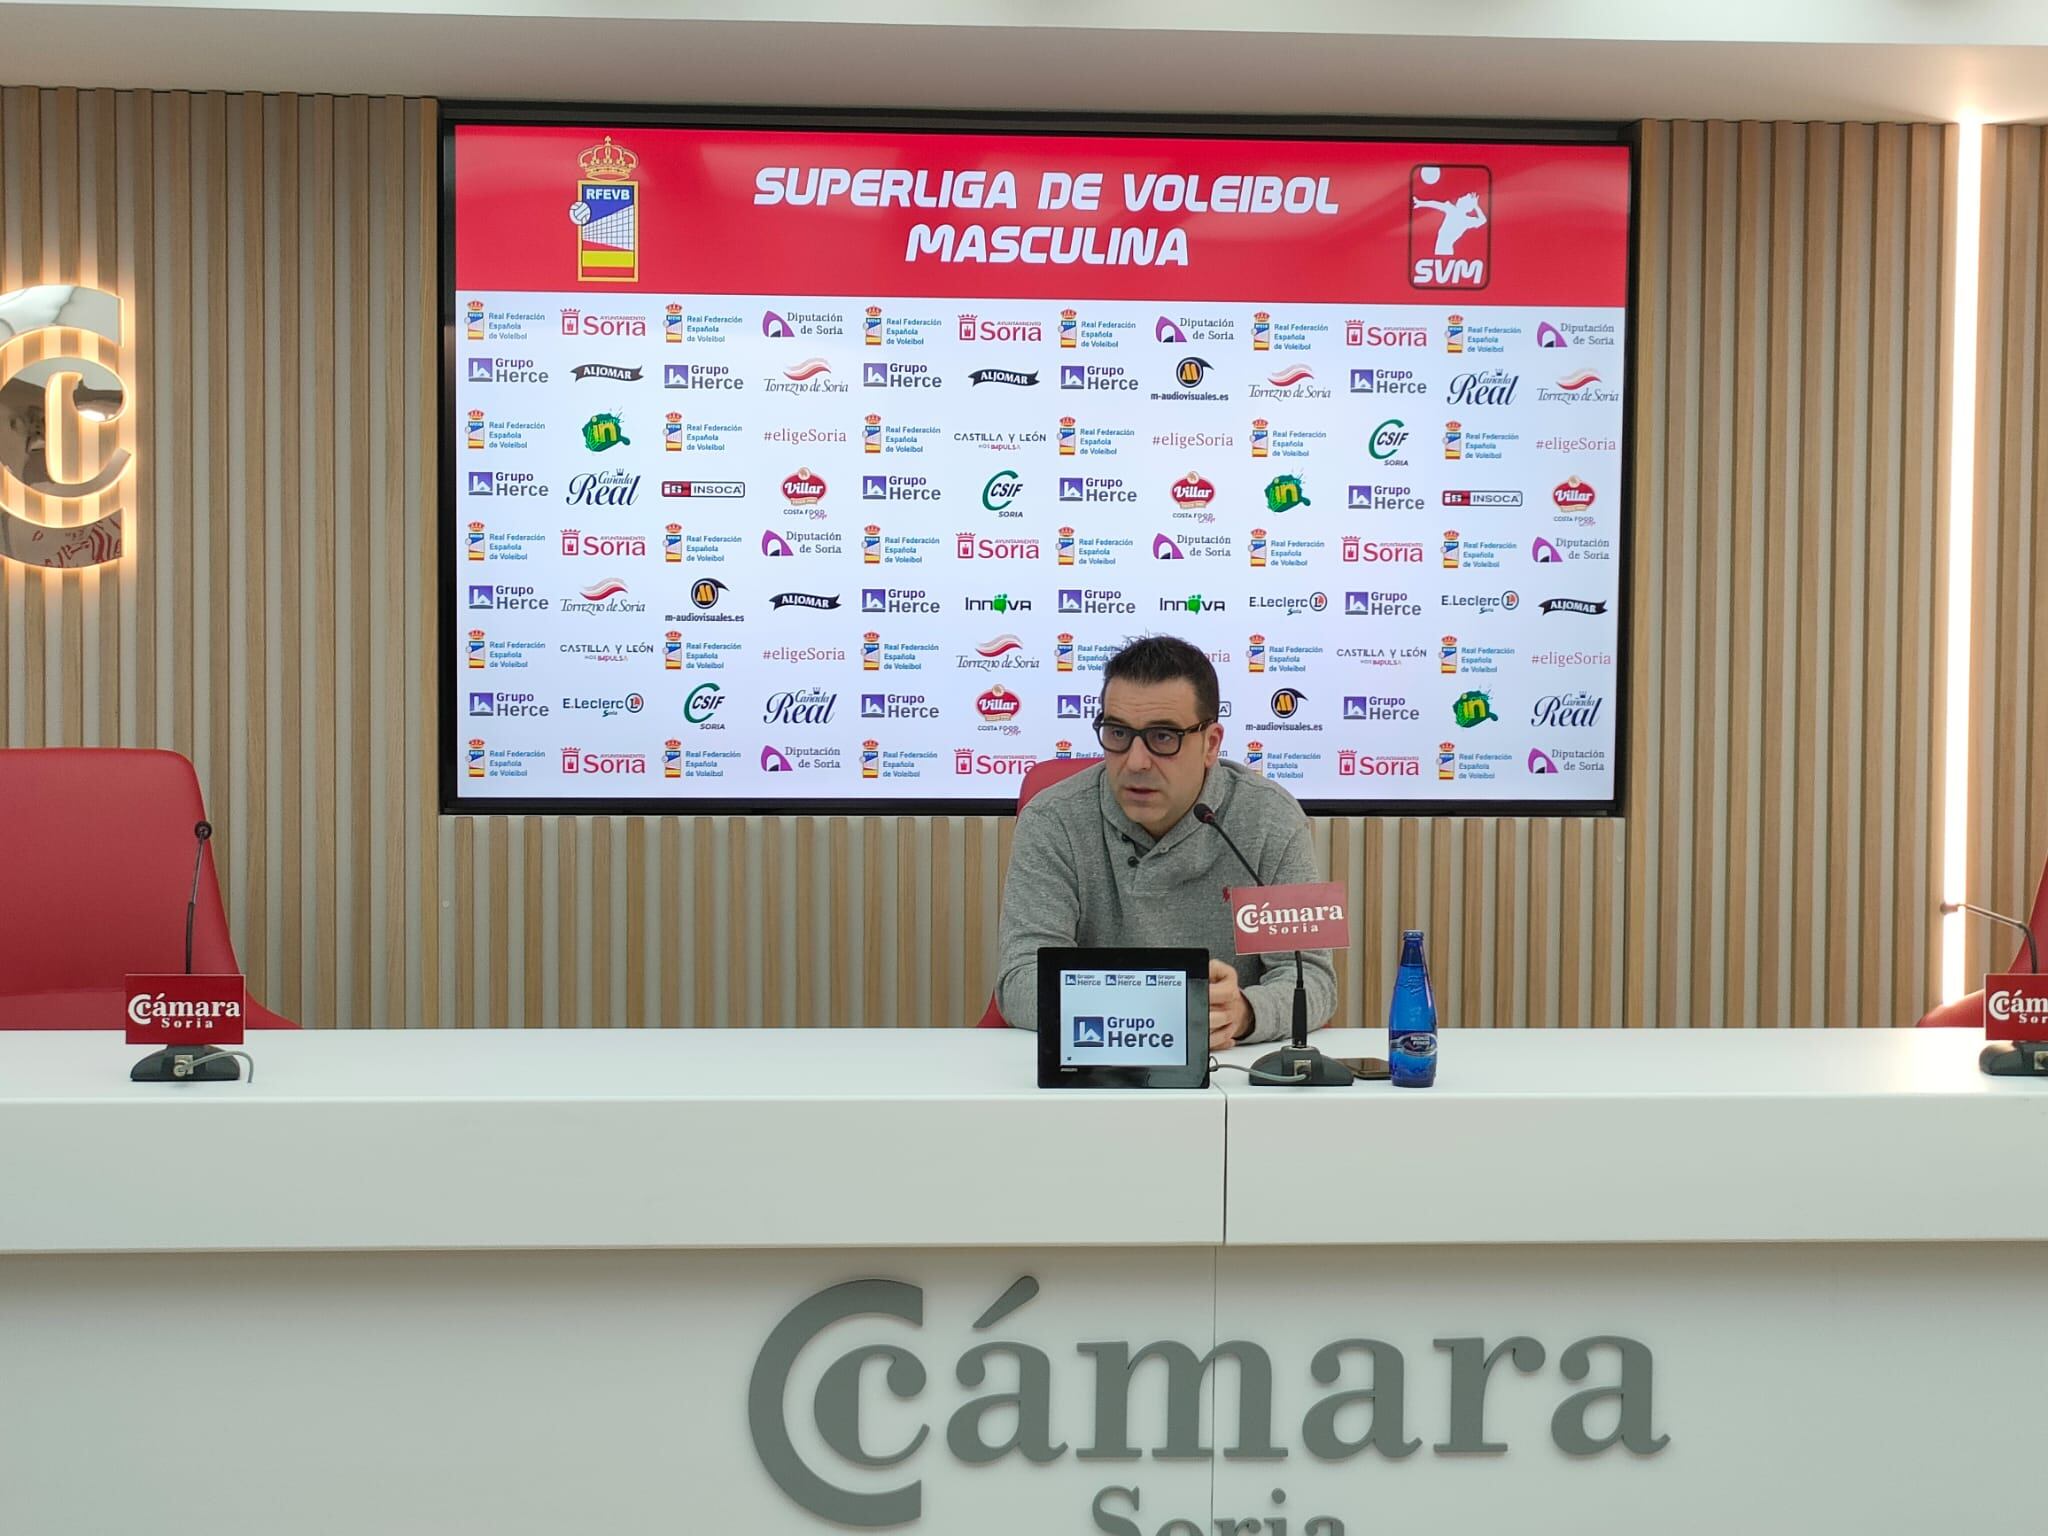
1037, 946, 1208, 1088
1057, 968, 1190, 1068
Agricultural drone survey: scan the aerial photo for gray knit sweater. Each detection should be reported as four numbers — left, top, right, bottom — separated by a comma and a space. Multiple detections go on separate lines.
995, 759, 1338, 1043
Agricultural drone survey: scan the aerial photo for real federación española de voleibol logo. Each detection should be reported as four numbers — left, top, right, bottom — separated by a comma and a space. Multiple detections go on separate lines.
569, 135, 639, 284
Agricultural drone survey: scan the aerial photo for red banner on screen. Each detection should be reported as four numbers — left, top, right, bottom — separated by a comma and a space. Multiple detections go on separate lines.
1985, 972, 2048, 1039
125, 973, 248, 1046
454, 125, 1629, 306
1227, 882, 1352, 955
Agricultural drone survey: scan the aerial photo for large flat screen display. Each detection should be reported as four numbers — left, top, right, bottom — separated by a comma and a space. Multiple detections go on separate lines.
444, 113, 1632, 813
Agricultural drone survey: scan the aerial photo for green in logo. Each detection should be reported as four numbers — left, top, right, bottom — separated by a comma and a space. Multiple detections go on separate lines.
1264, 474, 1309, 512
982, 469, 1023, 512
582, 412, 629, 452
987, 593, 1013, 613
1452, 690, 1496, 728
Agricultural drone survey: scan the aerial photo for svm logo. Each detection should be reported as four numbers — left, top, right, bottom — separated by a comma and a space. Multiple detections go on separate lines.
1410, 164, 1491, 289
0, 285, 130, 568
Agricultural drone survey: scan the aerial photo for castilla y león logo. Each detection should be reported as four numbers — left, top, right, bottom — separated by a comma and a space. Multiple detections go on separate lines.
0, 285, 130, 569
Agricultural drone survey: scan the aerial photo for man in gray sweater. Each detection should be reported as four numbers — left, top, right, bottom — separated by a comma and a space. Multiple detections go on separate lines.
996, 634, 1337, 1047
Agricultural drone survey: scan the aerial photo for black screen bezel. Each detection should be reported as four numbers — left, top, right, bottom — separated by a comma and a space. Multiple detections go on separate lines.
1035, 946, 1211, 1090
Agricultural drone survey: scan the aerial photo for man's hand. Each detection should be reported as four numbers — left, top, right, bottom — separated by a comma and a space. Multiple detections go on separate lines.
1208, 958, 1254, 1050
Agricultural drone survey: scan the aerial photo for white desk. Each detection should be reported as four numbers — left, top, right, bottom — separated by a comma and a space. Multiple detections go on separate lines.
0, 1028, 1222, 1251
2, 1026, 2043, 1536
1216, 1026, 2048, 1244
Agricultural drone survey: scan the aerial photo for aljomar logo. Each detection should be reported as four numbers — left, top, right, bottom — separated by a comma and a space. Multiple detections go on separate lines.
748, 1276, 1667, 1531
0, 284, 129, 568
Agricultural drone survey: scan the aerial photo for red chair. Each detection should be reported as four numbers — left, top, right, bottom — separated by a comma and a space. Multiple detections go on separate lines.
0, 748, 296, 1030
1916, 855, 2048, 1028
975, 756, 1101, 1028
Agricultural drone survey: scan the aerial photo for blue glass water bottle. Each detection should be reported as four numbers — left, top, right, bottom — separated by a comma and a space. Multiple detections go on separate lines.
1388, 929, 1438, 1087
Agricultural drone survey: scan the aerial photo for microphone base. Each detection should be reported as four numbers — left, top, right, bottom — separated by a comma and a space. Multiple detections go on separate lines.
1247, 1044, 1355, 1088
1980, 1041, 2048, 1077
130, 1046, 242, 1084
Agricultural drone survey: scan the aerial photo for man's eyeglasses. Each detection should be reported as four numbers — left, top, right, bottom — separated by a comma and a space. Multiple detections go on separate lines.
1094, 717, 1213, 757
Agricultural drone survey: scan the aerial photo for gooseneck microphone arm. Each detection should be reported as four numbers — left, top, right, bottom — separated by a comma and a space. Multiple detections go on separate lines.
1941, 900, 2040, 976
1194, 801, 1260, 885
184, 820, 213, 976
1194, 801, 1308, 1050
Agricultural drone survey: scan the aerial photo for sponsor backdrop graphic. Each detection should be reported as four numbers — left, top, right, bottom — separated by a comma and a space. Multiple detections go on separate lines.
448, 123, 1630, 807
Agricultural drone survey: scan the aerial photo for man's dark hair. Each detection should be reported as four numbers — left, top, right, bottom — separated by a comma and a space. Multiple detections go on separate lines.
1100, 634, 1220, 723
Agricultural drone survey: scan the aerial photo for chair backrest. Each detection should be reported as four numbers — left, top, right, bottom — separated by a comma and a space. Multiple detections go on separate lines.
976, 756, 1102, 1026
0, 748, 241, 1001
1915, 850, 2048, 1026
1016, 755, 1100, 811
2011, 855, 2048, 973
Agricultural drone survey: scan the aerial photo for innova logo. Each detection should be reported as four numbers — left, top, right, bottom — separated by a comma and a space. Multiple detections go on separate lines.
747, 1275, 1666, 1529
0, 285, 130, 568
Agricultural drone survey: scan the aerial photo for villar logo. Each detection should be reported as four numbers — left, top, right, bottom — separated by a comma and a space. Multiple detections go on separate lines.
0, 285, 130, 568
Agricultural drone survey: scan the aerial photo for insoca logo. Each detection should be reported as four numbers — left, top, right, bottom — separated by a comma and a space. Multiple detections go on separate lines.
0, 285, 130, 568
747, 1275, 1667, 1529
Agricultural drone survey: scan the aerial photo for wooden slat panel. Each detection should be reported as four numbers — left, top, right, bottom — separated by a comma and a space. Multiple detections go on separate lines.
625, 818, 647, 1028
831, 816, 853, 1027
895, 818, 916, 1027
690, 815, 714, 1029
487, 816, 509, 1030
591, 815, 613, 1029
927, 816, 950, 1030
0, 102, 1960, 1032
795, 816, 818, 1028
18, 91, 48, 749
760, 816, 783, 1028
658, 819, 682, 1028
1970, 127, 2048, 982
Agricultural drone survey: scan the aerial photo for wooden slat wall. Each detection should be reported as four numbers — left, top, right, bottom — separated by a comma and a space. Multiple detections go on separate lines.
1624, 121, 1950, 1030
0, 97, 1957, 1028
1968, 127, 2048, 980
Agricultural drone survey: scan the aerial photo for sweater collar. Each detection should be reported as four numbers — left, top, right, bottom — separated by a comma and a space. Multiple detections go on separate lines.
1098, 760, 1231, 856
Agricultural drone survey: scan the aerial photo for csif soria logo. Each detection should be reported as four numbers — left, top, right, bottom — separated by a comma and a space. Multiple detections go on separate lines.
569, 136, 639, 283
0, 285, 130, 568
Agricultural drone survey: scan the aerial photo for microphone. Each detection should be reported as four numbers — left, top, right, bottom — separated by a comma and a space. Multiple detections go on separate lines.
1193, 802, 1348, 1087
1193, 802, 1260, 886
1941, 900, 2039, 975
184, 820, 213, 975
132, 818, 243, 1084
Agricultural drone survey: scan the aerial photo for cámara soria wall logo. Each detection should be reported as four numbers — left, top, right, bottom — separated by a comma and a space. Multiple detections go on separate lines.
0, 284, 130, 569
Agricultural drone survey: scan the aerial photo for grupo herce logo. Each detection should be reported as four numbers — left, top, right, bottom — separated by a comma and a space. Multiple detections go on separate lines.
568, 135, 639, 283
0, 285, 131, 568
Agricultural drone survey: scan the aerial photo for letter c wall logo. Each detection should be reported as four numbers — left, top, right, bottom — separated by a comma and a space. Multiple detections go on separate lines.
0, 285, 131, 568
